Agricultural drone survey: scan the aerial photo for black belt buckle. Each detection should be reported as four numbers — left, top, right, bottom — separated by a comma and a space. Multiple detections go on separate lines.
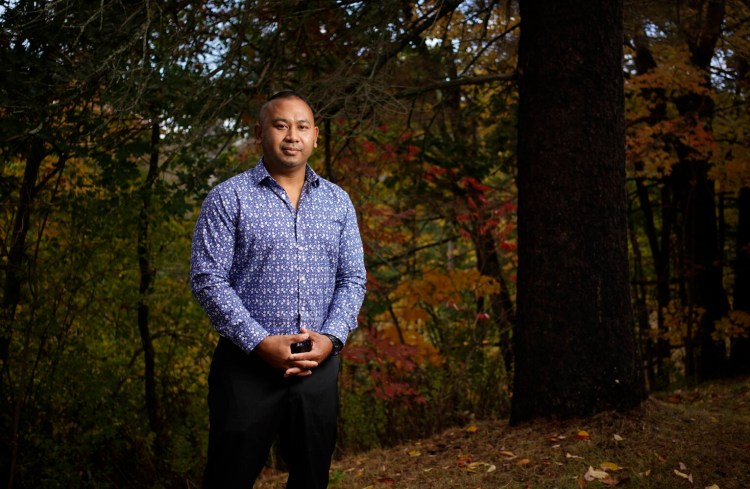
291, 339, 312, 354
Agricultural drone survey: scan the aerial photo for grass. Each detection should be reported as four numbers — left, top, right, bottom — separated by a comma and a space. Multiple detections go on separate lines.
255, 376, 750, 489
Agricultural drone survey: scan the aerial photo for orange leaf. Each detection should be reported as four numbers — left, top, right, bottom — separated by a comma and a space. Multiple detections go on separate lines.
576, 430, 591, 440
457, 454, 472, 467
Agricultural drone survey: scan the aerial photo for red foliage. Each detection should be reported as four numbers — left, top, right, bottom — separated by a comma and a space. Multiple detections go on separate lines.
344, 328, 426, 404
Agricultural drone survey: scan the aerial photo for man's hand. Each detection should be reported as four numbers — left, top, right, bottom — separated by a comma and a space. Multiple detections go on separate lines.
283, 327, 334, 377
254, 331, 319, 377
291, 327, 333, 361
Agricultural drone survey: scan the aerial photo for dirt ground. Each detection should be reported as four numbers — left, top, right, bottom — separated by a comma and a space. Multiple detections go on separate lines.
255, 376, 750, 489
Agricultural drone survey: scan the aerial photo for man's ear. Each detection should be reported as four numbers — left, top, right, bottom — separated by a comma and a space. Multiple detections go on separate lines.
254, 123, 262, 144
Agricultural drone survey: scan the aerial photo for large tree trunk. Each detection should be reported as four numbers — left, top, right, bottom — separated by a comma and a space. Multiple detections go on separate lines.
511, 0, 645, 423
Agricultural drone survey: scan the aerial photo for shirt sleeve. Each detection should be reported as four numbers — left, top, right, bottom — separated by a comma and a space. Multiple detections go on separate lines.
321, 194, 367, 346
189, 188, 269, 353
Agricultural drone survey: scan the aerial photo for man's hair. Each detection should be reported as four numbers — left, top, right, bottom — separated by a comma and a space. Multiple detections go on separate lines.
259, 90, 315, 123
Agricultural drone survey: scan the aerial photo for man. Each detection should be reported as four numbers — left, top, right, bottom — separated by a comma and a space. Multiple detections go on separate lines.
190, 90, 366, 489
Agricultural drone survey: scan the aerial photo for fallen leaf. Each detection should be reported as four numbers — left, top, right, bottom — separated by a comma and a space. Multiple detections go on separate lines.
566, 453, 583, 459
499, 450, 517, 459
601, 476, 620, 486
517, 458, 531, 466
674, 469, 694, 483
456, 454, 472, 467
576, 430, 591, 440
584, 466, 609, 481
600, 462, 624, 471
613, 434, 624, 441
680, 462, 688, 471
486, 464, 496, 473
654, 452, 667, 463
576, 476, 586, 489
704, 485, 720, 489
407, 450, 421, 457
602, 475, 631, 487
465, 425, 478, 433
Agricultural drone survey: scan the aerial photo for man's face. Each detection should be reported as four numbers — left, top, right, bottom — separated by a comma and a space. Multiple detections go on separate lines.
255, 97, 319, 173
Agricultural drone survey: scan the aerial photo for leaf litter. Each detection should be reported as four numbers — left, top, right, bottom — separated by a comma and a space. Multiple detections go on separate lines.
256, 376, 750, 488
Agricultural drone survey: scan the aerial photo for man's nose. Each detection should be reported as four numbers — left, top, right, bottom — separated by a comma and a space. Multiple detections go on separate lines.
285, 127, 299, 141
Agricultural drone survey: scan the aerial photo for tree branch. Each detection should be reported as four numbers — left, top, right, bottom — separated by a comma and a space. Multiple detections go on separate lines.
396, 73, 517, 99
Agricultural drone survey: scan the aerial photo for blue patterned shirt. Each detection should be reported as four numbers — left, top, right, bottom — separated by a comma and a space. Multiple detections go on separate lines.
190, 159, 366, 354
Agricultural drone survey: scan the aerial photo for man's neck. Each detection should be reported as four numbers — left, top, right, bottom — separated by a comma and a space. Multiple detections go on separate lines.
265, 161, 306, 208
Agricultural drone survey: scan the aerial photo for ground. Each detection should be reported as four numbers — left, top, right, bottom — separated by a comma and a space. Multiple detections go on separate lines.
255, 376, 750, 489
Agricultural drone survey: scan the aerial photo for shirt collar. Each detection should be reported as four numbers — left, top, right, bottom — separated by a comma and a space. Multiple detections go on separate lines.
250, 158, 321, 188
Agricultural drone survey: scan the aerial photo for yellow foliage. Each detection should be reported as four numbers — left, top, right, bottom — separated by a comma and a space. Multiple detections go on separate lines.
374, 269, 500, 364
379, 324, 441, 364
390, 268, 500, 312
713, 311, 750, 342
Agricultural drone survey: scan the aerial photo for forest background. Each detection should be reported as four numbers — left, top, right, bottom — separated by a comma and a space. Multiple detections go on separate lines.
1, 1, 749, 488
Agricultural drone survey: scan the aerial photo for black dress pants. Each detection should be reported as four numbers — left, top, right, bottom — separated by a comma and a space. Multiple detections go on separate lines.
203, 337, 340, 489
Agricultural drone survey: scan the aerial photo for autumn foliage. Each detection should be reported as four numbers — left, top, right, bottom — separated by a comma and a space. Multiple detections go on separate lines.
1, 1, 750, 487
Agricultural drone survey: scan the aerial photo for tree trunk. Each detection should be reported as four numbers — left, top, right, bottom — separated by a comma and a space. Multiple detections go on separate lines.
671, 0, 729, 380
2, 137, 45, 489
633, 179, 673, 388
511, 0, 645, 422
137, 120, 163, 450
731, 187, 750, 374
631, 37, 673, 389
473, 229, 515, 374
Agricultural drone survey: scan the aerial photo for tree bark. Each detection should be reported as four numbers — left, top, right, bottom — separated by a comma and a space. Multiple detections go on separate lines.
473, 227, 515, 373
511, 0, 645, 422
731, 187, 750, 374
2, 137, 45, 489
671, 0, 729, 380
137, 120, 163, 450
